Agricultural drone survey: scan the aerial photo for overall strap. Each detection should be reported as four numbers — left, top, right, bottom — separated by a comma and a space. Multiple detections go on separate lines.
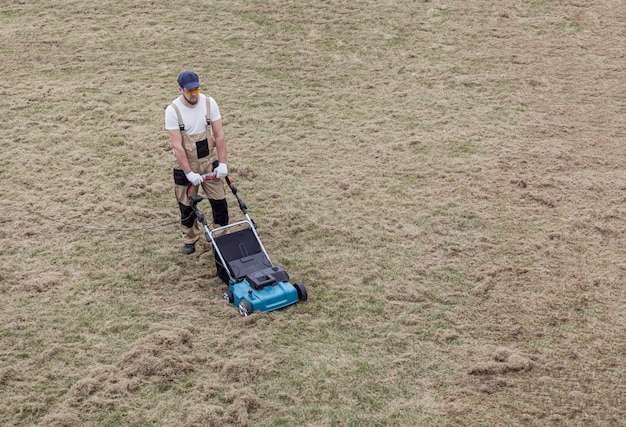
205, 96, 211, 127
205, 96, 214, 139
170, 103, 186, 133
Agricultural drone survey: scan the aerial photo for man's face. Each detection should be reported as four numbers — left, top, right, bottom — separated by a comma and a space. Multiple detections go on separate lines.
181, 87, 201, 105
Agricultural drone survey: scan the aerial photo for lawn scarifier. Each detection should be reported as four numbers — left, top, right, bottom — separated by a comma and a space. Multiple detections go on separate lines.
187, 173, 307, 316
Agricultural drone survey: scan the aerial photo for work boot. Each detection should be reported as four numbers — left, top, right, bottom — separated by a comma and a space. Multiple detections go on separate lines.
182, 243, 196, 255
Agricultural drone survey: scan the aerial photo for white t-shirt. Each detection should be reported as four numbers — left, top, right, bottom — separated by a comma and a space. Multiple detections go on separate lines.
164, 94, 221, 135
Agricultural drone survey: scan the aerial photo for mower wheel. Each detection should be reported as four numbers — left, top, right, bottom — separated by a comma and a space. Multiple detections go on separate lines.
294, 282, 308, 301
223, 290, 234, 304
238, 299, 253, 317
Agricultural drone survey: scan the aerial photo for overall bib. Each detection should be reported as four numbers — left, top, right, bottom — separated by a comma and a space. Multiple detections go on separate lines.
171, 98, 228, 245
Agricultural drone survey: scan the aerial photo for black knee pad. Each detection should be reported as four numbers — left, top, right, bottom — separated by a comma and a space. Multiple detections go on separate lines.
178, 202, 196, 228
209, 198, 229, 226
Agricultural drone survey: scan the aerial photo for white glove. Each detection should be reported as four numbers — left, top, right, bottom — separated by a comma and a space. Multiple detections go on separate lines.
215, 162, 228, 179
185, 170, 203, 186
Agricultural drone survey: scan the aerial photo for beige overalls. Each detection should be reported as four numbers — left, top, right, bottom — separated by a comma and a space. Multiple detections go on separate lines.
171, 98, 228, 244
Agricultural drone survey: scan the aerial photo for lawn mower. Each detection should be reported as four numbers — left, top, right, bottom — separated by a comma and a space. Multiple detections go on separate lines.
186, 173, 307, 317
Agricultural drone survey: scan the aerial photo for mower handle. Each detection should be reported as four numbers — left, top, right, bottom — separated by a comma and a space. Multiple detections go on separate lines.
185, 172, 218, 202
186, 173, 252, 222
225, 176, 236, 193
224, 176, 248, 215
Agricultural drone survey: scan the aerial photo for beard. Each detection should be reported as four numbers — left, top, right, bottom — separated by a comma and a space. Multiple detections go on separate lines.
183, 93, 198, 105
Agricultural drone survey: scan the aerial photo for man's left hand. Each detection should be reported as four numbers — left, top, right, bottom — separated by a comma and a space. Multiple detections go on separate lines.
215, 162, 228, 179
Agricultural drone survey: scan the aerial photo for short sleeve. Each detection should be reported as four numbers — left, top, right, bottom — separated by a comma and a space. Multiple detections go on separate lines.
208, 97, 222, 123
164, 104, 180, 131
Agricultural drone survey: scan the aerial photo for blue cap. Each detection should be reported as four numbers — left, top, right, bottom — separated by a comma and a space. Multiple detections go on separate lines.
177, 71, 200, 90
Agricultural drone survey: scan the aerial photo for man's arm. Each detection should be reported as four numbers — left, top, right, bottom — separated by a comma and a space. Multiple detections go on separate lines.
168, 129, 193, 173
211, 119, 227, 164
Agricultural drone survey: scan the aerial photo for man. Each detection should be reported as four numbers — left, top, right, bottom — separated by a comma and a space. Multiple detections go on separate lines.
165, 71, 229, 255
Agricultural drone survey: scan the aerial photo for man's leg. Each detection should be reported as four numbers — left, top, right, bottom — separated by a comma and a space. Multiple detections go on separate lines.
200, 178, 230, 279
201, 177, 229, 227
209, 198, 229, 227
174, 169, 200, 254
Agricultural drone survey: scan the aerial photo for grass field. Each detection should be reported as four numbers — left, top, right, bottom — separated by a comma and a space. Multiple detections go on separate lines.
1, 0, 625, 426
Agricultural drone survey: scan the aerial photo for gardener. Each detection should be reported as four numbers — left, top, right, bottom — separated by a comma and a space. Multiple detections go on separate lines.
165, 71, 229, 255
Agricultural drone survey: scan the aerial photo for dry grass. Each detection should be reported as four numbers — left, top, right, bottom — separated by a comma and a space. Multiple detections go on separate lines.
1, 0, 625, 425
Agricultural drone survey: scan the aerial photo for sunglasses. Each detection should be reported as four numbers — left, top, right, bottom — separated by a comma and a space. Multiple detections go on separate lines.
183, 87, 201, 96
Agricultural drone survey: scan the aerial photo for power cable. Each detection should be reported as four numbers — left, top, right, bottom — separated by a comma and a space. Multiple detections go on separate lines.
31, 210, 182, 233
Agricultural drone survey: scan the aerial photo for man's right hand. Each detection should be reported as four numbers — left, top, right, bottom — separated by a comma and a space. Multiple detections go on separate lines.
185, 171, 204, 186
